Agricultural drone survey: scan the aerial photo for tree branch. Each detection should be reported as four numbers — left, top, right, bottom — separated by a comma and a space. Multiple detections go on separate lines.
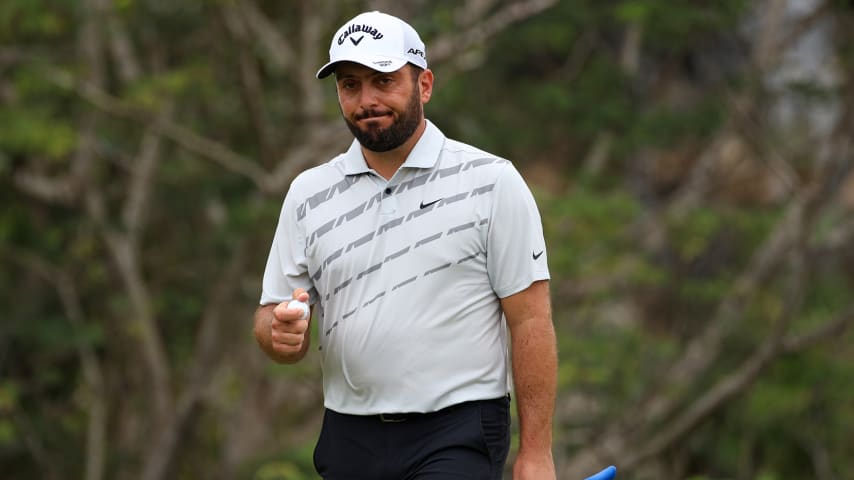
4, 249, 108, 480
104, 3, 141, 84
12, 170, 80, 205
123, 104, 171, 240
234, 0, 295, 73
296, 0, 331, 121
637, 183, 812, 427
430, 0, 559, 65
623, 231, 808, 469
221, 4, 277, 168
782, 303, 854, 353
562, 103, 852, 476
47, 69, 272, 192
140, 241, 249, 480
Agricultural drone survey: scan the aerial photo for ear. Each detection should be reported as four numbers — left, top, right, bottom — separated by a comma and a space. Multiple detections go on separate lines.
419, 68, 434, 104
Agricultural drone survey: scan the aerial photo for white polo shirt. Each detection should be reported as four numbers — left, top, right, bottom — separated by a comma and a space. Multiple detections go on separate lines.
261, 120, 549, 415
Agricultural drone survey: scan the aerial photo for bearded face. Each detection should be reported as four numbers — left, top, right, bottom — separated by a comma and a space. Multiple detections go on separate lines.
343, 85, 423, 152
336, 65, 425, 153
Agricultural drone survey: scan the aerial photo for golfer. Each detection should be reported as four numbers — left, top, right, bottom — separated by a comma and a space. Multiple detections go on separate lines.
255, 11, 557, 479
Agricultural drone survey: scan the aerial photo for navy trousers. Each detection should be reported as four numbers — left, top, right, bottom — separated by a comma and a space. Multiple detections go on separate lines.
313, 396, 511, 479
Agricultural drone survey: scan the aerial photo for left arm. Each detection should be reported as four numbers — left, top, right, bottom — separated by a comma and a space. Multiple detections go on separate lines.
501, 279, 558, 480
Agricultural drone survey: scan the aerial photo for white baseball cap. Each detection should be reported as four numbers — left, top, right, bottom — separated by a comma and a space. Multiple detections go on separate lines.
316, 11, 427, 79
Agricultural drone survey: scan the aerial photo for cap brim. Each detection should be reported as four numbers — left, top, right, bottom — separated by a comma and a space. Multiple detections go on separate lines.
315, 61, 339, 79
316, 57, 408, 79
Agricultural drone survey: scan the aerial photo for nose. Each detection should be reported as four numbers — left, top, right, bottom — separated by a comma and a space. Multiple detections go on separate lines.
358, 84, 380, 110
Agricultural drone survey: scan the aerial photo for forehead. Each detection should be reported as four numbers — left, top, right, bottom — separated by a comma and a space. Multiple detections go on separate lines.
334, 62, 407, 79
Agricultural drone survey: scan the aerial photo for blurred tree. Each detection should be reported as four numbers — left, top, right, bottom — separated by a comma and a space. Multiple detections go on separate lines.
1, 1, 852, 479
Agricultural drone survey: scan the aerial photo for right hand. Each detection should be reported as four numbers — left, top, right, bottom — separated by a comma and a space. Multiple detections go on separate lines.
270, 289, 310, 355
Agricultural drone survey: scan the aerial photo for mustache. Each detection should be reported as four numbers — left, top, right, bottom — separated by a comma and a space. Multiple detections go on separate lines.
354, 109, 391, 121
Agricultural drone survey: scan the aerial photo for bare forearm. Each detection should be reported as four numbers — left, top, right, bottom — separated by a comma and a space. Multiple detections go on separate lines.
253, 304, 310, 364
511, 315, 558, 453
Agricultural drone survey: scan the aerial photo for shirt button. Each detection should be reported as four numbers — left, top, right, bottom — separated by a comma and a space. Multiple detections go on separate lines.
384, 187, 392, 195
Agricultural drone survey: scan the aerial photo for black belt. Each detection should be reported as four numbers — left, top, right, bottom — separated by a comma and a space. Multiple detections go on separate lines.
378, 412, 411, 423
371, 395, 509, 423
373, 405, 458, 423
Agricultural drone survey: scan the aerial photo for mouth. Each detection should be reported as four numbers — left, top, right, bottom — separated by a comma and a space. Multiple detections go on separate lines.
355, 110, 392, 123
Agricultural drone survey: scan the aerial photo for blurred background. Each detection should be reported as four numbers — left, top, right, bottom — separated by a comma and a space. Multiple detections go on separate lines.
2, 0, 853, 479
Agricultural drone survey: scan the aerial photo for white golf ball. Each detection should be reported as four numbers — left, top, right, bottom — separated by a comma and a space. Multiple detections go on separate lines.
288, 300, 310, 319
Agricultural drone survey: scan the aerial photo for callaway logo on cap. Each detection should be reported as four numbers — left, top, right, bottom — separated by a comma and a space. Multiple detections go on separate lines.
316, 11, 428, 79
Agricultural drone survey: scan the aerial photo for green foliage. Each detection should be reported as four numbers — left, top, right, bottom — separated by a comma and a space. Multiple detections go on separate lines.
0, 106, 77, 159
745, 381, 812, 429
244, 443, 318, 480
0, 381, 19, 447
665, 205, 782, 306
630, 100, 726, 149
0, 0, 69, 41
431, 0, 746, 162
540, 183, 643, 279
614, 0, 747, 47
4, 1, 853, 479
726, 351, 852, 477
253, 461, 311, 480
125, 66, 212, 109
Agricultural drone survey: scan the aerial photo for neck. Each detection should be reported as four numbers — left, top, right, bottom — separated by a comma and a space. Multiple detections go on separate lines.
362, 119, 427, 180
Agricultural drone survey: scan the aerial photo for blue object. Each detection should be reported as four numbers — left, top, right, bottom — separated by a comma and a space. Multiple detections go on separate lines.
584, 465, 617, 480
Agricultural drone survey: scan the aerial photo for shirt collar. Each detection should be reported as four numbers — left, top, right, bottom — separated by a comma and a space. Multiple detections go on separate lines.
341, 120, 445, 176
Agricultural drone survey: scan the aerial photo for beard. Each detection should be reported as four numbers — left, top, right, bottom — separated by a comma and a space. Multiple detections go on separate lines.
343, 88, 423, 153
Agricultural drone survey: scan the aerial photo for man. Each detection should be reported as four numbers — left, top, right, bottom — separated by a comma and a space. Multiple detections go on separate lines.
254, 10, 557, 480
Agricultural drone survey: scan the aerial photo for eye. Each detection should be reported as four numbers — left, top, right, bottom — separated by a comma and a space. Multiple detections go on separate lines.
340, 79, 357, 90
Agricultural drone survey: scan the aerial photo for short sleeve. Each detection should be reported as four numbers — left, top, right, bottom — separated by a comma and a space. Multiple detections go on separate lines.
486, 164, 550, 298
259, 187, 314, 305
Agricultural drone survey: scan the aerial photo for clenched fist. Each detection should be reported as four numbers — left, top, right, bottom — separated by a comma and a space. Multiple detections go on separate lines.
270, 291, 311, 355
254, 289, 312, 363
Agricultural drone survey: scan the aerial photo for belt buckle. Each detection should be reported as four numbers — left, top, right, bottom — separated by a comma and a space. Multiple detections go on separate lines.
379, 413, 407, 423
